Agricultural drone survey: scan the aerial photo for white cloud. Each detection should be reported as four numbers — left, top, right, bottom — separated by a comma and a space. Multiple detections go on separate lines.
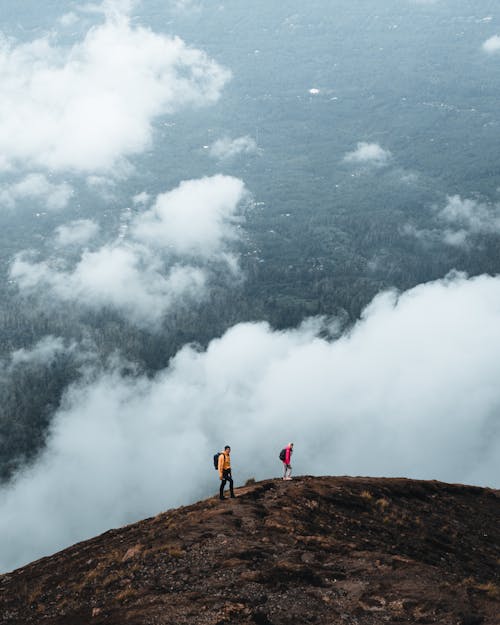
399, 171, 419, 185
58, 12, 80, 27
0, 174, 73, 210
440, 195, 500, 230
55, 219, 100, 247
79, 0, 138, 19
482, 35, 500, 54
404, 195, 500, 248
170, 0, 202, 13
132, 191, 151, 206
0, 6, 231, 174
343, 142, 392, 166
442, 229, 468, 247
11, 245, 207, 328
10, 336, 74, 367
438, 195, 500, 246
86, 175, 118, 201
209, 135, 259, 160
11, 175, 246, 328
131, 175, 246, 258
401, 222, 429, 242
1, 271, 500, 571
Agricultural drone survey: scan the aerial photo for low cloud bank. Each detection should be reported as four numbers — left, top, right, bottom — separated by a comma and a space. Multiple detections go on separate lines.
439, 195, 500, 245
209, 136, 259, 161
55, 219, 100, 247
0, 174, 73, 211
170, 0, 202, 13
10, 175, 246, 328
343, 142, 392, 166
0, 2, 230, 174
482, 35, 500, 54
404, 194, 500, 248
1, 272, 499, 571
131, 175, 246, 257
10, 336, 77, 367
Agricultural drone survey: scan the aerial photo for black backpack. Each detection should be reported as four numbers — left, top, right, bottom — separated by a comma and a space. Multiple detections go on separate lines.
279, 448, 286, 461
213, 452, 222, 469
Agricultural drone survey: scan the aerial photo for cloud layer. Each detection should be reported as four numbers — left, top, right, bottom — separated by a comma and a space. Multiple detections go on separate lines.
0, 174, 73, 210
343, 142, 392, 166
10, 175, 247, 328
10, 336, 76, 367
0, 6, 230, 173
439, 195, 500, 245
55, 219, 100, 246
1, 272, 499, 571
482, 35, 500, 54
405, 194, 500, 248
131, 175, 246, 257
209, 135, 259, 160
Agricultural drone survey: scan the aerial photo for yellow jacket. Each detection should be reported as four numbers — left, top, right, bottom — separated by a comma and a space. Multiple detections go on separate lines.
218, 451, 231, 478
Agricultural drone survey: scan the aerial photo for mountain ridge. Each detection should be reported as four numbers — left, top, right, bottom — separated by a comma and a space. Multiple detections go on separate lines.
1, 475, 499, 624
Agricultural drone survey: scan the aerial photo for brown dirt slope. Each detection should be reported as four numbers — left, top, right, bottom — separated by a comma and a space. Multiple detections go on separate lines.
0, 476, 499, 625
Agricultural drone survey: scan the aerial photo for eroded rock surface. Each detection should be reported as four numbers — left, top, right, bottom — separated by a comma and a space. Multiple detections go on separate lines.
1, 476, 499, 624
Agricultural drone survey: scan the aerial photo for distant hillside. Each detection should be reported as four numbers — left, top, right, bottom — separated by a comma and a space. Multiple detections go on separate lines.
0, 476, 498, 625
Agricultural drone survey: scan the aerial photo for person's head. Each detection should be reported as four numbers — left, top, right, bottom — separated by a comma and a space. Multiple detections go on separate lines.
289, 443, 294, 448
224, 445, 231, 453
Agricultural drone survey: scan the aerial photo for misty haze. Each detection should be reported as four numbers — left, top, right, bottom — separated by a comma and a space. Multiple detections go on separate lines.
0, 0, 499, 573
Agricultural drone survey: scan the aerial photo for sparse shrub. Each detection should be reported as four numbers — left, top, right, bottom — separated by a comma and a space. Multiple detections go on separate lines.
462, 577, 500, 600
28, 587, 42, 604
375, 497, 390, 511
116, 587, 136, 603
168, 546, 185, 558
102, 571, 122, 588
122, 544, 143, 562
245, 477, 256, 486
83, 566, 102, 585
360, 490, 373, 501
476, 582, 500, 599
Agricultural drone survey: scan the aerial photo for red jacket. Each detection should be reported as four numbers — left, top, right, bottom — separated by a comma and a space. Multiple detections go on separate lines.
284, 445, 293, 465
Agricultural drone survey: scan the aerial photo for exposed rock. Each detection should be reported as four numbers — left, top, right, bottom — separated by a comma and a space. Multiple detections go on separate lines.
0, 476, 498, 624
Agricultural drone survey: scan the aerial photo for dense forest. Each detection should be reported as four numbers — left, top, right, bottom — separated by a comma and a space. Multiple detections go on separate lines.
1, 0, 500, 480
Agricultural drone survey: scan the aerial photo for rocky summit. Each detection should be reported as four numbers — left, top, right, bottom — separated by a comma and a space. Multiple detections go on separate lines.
0, 476, 499, 625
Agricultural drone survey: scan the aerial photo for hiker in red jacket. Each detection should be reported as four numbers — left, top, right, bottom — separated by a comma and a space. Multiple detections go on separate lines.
282, 442, 294, 480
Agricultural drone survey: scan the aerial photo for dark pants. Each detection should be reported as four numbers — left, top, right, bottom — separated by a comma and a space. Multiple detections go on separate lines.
220, 469, 234, 499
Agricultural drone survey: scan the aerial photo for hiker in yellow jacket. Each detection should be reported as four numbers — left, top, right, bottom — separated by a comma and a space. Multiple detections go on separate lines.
218, 445, 235, 500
